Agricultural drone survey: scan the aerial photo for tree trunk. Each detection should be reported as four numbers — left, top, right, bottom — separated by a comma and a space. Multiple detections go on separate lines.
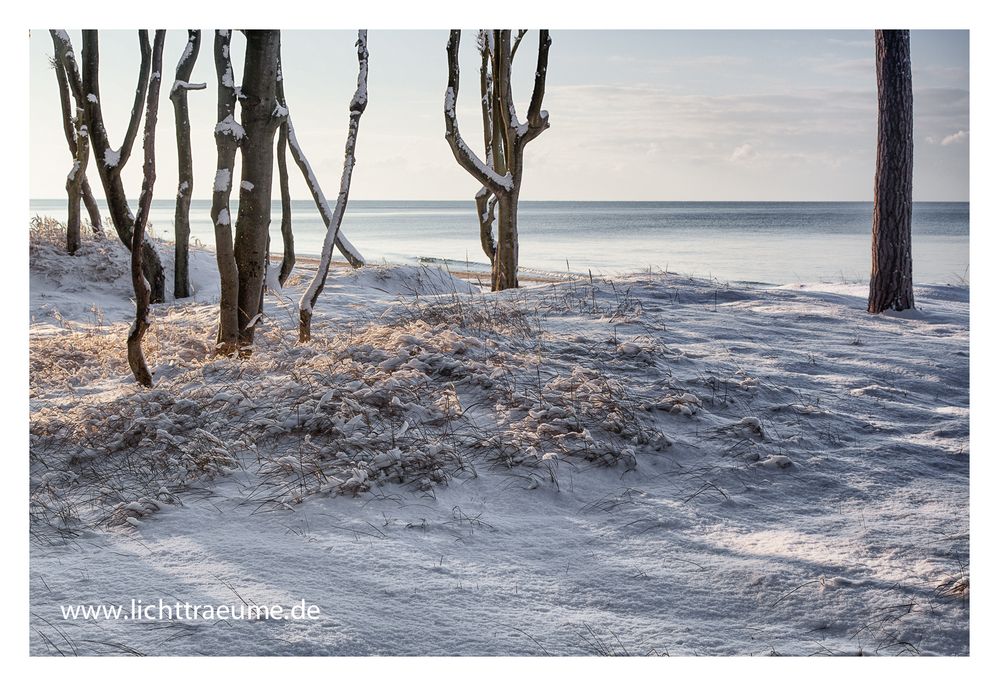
64, 106, 87, 255
170, 30, 205, 299
127, 31, 165, 388
77, 30, 167, 303
297, 30, 369, 342
868, 29, 915, 314
211, 30, 241, 354
493, 191, 519, 290
275, 57, 296, 287
444, 30, 550, 291
233, 30, 281, 347
49, 32, 104, 238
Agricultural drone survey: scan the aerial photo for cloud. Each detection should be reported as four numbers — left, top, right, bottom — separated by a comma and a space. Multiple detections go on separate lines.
941, 130, 968, 146
730, 143, 755, 162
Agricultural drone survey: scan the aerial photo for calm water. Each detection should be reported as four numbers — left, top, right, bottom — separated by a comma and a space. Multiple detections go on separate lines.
29, 199, 970, 286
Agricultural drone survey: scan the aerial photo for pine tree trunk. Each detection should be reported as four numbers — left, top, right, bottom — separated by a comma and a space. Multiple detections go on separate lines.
868, 29, 915, 314
233, 30, 281, 346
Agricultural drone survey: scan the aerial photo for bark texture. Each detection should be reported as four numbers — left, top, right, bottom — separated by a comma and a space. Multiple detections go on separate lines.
232, 30, 282, 347
210, 30, 241, 354
444, 30, 550, 291
275, 57, 295, 286
75, 30, 167, 303
296, 30, 369, 342
170, 30, 205, 299
868, 29, 915, 314
49, 33, 103, 244
127, 31, 166, 388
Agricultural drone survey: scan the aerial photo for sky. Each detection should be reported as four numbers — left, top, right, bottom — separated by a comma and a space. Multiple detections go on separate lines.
28, 29, 969, 202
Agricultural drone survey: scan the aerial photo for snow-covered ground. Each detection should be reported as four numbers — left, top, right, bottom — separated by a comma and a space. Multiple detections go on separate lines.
29, 224, 969, 656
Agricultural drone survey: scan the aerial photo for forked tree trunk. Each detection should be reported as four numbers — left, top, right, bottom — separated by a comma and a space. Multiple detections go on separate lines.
296, 30, 369, 342
73, 30, 167, 303
211, 30, 241, 354
170, 30, 205, 299
127, 31, 166, 388
50, 32, 103, 238
444, 30, 550, 291
232, 30, 282, 347
64, 106, 88, 255
868, 29, 915, 314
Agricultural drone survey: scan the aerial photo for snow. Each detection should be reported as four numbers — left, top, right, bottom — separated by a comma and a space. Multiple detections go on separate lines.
214, 168, 231, 193
214, 115, 245, 140
29, 225, 968, 656
217, 208, 230, 225
240, 180, 254, 191
86, 93, 98, 103
103, 147, 120, 168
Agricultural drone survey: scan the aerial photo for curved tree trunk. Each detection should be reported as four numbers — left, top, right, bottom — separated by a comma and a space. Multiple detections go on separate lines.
296, 30, 369, 342
233, 30, 282, 347
74, 30, 167, 303
64, 105, 88, 255
127, 31, 166, 387
49, 32, 104, 239
170, 30, 205, 299
444, 30, 550, 291
868, 29, 915, 314
275, 57, 295, 286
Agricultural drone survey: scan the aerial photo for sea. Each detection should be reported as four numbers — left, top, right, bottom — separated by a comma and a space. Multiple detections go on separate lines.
28, 199, 970, 286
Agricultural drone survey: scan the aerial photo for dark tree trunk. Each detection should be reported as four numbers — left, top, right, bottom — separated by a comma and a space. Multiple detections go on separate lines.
170, 30, 205, 299
233, 30, 281, 346
210, 30, 241, 354
275, 57, 295, 286
49, 32, 104, 238
868, 29, 915, 314
127, 31, 166, 388
493, 192, 519, 290
64, 105, 88, 255
77, 30, 167, 303
444, 29, 550, 292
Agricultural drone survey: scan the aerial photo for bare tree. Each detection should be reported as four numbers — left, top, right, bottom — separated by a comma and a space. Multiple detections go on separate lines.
210, 30, 242, 354
295, 30, 369, 342
127, 31, 166, 387
170, 30, 206, 299
868, 29, 915, 313
275, 56, 295, 287
49, 31, 103, 252
71, 30, 167, 304
444, 29, 551, 291
231, 30, 282, 348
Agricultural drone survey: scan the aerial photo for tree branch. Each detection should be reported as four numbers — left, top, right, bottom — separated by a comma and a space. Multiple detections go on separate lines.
523, 30, 551, 144
444, 30, 513, 195
297, 30, 370, 342
127, 30, 165, 388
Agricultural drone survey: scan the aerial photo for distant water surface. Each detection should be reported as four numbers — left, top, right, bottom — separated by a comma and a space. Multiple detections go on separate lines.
29, 200, 970, 285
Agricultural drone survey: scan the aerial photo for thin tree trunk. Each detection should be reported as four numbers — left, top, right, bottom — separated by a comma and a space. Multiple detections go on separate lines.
170, 30, 205, 299
297, 30, 369, 342
64, 106, 88, 255
127, 31, 165, 388
868, 29, 915, 313
211, 30, 241, 354
276, 124, 295, 285
233, 30, 281, 347
75, 30, 167, 303
275, 56, 295, 286
49, 32, 103, 237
